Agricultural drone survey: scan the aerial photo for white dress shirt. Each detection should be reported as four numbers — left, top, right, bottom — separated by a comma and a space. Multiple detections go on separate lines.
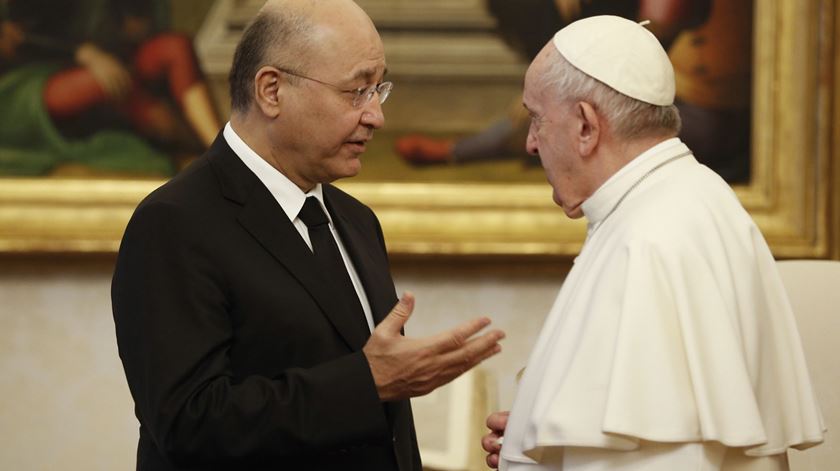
223, 122, 374, 332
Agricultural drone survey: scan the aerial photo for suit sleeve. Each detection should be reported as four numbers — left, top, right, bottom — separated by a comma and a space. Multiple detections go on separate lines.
112, 199, 390, 465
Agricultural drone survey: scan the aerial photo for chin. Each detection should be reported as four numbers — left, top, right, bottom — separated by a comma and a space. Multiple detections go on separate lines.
563, 208, 585, 219
555, 194, 584, 219
333, 160, 362, 181
346, 157, 362, 175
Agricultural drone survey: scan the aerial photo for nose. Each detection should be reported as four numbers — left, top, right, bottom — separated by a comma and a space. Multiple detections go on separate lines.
360, 97, 385, 130
526, 127, 539, 156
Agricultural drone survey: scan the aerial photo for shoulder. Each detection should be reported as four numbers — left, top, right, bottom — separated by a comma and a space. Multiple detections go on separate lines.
133, 150, 233, 220
620, 162, 755, 250
141, 157, 217, 207
125, 157, 224, 239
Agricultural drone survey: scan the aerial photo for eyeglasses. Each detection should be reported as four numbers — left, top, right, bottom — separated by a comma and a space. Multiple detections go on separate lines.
273, 66, 393, 108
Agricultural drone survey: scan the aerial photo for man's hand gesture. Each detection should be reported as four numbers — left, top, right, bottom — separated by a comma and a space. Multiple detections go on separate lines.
363, 292, 505, 401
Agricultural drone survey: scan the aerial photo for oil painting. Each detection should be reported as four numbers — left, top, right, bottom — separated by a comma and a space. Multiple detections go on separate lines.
0, 0, 834, 258
375, 0, 752, 185
0, 0, 220, 178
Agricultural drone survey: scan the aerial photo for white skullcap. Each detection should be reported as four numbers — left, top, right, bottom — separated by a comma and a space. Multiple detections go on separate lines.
552, 15, 675, 106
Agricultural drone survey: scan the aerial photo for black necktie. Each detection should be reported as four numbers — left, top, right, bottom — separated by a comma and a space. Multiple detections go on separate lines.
298, 197, 370, 336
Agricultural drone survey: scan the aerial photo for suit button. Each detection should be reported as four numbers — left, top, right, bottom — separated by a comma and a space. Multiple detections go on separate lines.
392, 434, 397, 443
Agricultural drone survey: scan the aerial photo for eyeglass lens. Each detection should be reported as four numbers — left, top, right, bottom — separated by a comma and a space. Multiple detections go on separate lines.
354, 82, 393, 108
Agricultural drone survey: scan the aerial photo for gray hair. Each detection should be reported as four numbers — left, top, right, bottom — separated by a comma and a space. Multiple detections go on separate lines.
228, 7, 314, 113
541, 50, 681, 140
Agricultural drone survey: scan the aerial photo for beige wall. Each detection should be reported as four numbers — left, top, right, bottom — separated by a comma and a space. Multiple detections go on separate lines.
0, 262, 137, 470
0, 259, 568, 470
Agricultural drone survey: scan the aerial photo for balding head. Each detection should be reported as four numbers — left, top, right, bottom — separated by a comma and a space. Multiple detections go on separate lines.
229, 0, 381, 113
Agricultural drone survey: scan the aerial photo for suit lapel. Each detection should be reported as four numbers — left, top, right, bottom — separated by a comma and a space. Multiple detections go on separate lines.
325, 187, 397, 326
325, 189, 402, 429
208, 138, 368, 351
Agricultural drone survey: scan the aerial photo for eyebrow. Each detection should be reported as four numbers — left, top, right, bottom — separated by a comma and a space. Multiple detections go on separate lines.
350, 67, 389, 83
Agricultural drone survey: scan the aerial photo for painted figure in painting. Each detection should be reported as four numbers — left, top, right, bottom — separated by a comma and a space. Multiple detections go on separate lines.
0, 0, 220, 176
396, 0, 753, 183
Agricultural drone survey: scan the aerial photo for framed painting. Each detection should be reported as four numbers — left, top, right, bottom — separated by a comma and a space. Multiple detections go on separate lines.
0, 0, 836, 258
0, 0, 223, 178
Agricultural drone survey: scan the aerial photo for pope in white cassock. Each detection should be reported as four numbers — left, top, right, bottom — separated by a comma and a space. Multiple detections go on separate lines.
481, 15, 826, 471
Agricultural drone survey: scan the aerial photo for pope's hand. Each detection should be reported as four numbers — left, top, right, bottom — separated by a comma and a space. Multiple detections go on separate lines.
482, 410, 509, 469
363, 292, 504, 402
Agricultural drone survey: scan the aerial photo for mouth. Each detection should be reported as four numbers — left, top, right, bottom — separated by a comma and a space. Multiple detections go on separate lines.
344, 137, 370, 153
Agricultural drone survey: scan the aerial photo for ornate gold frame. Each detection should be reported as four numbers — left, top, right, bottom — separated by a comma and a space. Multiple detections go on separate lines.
0, 0, 836, 258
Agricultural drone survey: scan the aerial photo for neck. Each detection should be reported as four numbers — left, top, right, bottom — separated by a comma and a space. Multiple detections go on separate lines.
617, 134, 675, 162
592, 133, 675, 189
229, 110, 316, 193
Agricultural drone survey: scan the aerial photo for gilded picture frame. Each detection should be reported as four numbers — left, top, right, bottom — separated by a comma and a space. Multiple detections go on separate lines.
0, 0, 836, 258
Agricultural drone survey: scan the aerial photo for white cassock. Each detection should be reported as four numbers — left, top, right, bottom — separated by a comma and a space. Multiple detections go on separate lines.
500, 138, 825, 471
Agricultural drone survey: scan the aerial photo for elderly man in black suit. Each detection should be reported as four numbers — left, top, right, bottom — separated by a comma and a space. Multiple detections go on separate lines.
111, 1, 505, 469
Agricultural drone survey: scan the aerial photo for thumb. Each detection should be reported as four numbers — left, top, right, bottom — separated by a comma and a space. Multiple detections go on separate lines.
378, 292, 415, 334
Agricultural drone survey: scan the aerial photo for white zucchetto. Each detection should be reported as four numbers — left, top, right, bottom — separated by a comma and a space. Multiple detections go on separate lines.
552, 15, 675, 106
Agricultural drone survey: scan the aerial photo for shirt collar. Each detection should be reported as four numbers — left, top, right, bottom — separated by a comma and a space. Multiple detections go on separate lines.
581, 137, 688, 226
223, 122, 329, 224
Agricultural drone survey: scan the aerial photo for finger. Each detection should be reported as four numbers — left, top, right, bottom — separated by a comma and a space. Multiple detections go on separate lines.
376, 292, 415, 335
481, 433, 502, 453
486, 453, 500, 469
433, 332, 503, 383
429, 316, 494, 354
486, 410, 510, 432
438, 329, 505, 371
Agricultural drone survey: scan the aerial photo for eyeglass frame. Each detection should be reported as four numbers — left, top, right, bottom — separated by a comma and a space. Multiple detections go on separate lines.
271, 65, 393, 108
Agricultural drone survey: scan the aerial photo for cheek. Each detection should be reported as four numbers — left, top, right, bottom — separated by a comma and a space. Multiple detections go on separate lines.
551, 187, 564, 206
538, 137, 565, 172
305, 99, 356, 137
540, 148, 576, 200
327, 113, 362, 143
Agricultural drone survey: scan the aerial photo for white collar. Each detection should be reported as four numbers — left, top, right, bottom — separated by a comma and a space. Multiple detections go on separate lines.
582, 137, 687, 226
223, 122, 330, 223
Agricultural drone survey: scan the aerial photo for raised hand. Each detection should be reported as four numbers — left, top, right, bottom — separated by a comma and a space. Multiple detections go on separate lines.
362, 292, 504, 402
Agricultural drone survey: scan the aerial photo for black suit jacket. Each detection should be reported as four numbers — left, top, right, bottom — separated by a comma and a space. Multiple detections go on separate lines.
112, 134, 421, 470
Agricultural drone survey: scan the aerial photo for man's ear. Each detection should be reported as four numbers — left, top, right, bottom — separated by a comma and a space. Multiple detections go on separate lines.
576, 101, 600, 157
253, 66, 284, 118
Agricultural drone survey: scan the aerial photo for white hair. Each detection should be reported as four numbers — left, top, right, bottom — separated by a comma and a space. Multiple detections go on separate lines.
540, 49, 681, 140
